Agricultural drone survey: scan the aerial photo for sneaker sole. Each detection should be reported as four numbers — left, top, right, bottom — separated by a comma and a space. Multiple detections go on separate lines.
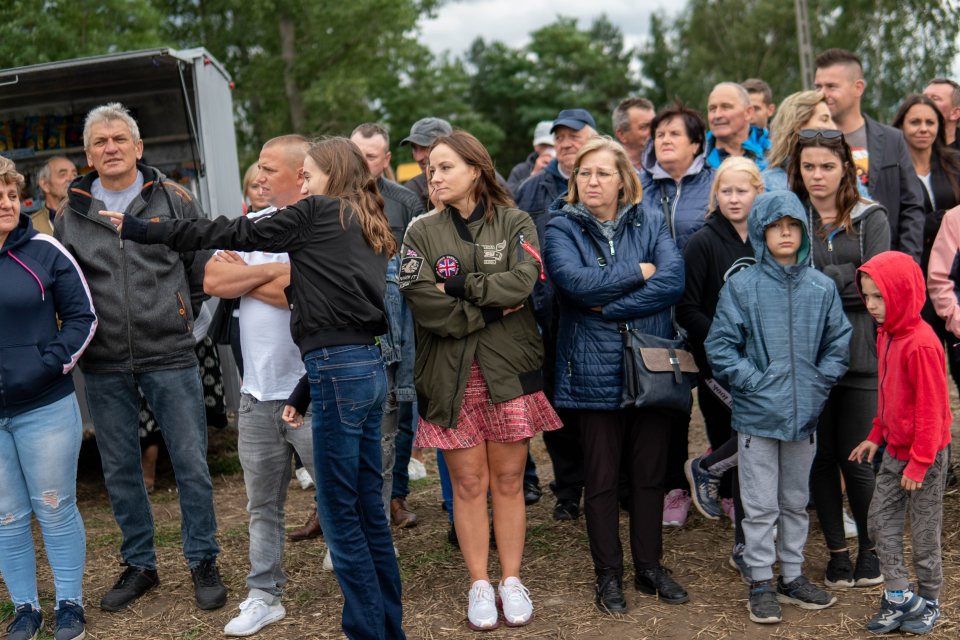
776, 593, 837, 610
824, 576, 855, 589
467, 618, 500, 631
224, 609, 286, 637
684, 460, 721, 521
635, 582, 689, 604
746, 601, 781, 624
854, 575, 884, 587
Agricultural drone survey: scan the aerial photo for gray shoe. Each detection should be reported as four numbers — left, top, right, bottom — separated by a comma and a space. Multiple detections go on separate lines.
748, 581, 781, 624
776, 575, 836, 610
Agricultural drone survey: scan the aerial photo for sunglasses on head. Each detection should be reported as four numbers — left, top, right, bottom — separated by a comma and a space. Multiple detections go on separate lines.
798, 129, 844, 141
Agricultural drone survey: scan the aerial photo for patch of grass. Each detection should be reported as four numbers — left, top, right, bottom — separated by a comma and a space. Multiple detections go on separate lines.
208, 453, 243, 476
220, 524, 249, 540
92, 532, 122, 548
292, 589, 317, 606
399, 545, 456, 581
178, 626, 204, 639
0, 601, 12, 624
155, 524, 182, 548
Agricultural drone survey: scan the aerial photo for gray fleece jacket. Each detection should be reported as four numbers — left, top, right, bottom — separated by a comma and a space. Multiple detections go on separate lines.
55, 164, 211, 373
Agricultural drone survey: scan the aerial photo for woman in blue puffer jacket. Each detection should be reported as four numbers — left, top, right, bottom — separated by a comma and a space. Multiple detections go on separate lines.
640, 102, 714, 525
544, 137, 687, 615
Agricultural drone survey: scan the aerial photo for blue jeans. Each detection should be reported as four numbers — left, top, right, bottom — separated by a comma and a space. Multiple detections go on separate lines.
237, 394, 315, 601
306, 345, 404, 640
84, 366, 219, 569
390, 400, 416, 499
0, 394, 85, 609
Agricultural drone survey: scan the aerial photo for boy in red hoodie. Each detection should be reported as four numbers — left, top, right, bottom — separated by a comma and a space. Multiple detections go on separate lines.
851, 251, 952, 635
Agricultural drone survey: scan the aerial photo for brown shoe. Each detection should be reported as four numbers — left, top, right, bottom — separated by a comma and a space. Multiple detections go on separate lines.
287, 508, 322, 542
390, 497, 418, 528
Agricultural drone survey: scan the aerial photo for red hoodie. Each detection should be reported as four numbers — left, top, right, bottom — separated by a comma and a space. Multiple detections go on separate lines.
858, 251, 952, 483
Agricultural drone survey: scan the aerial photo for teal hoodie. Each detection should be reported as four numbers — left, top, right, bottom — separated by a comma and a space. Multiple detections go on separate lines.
705, 191, 852, 441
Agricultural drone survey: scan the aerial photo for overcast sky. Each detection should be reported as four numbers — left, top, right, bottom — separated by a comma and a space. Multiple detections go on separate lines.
419, 0, 681, 58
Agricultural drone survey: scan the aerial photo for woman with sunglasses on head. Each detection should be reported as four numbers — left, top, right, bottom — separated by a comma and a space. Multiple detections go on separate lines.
788, 128, 889, 590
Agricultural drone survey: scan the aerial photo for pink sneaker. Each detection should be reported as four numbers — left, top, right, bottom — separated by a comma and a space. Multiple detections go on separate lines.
721, 497, 736, 526
662, 489, 690, 527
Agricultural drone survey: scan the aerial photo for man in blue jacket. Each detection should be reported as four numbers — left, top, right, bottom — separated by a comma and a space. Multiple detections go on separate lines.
704, 82, 771, 171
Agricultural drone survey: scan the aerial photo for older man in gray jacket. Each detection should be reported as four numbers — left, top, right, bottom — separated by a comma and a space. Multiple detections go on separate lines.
55, 103, 225, 613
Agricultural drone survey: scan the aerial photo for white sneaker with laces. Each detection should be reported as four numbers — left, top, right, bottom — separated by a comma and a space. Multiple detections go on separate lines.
295, 467, 314, 490
467, 580, 499, 630
223, 597, 286, 637
498, 576, 533, 626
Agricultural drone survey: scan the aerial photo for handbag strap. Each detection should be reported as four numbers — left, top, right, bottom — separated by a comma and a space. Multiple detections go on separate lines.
667, 348, 683, 384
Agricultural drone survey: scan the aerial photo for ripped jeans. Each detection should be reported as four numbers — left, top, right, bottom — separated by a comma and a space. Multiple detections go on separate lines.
0, 393, 85, 609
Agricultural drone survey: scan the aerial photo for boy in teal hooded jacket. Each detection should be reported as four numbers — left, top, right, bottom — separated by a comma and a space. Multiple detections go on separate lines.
706, 191, 851, 624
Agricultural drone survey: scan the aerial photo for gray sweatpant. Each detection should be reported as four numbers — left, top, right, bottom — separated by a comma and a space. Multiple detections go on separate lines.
867, 448, 947, 599
738, 432, 816, 583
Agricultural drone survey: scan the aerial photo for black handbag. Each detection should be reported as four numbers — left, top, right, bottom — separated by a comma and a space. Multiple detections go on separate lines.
619, 320, 698, 412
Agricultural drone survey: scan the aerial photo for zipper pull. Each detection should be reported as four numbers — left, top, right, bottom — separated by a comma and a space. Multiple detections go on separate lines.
608, 239, 615, 257
827, 238, 833, 252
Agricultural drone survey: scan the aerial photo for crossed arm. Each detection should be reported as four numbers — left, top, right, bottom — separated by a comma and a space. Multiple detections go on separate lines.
203, 250, 290, 310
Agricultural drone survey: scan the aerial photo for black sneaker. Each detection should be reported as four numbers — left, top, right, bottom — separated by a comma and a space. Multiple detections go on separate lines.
552, 499, 580, 521
191, 559, 227, 610
523, 482, 542, 506
776, 575, 836, 610
634, 565, 689, 604
595, 571, 627, 614
825, 550, 855, 588
100, 566, 160, 611
6, 604, 42, 640
748, 580, 782, 624
854, 548, 883, 587
54, 600, 85, 640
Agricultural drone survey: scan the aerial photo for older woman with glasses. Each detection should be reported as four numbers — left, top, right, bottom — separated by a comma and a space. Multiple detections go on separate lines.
544, 137, 687, 614
787, 128, 889, 590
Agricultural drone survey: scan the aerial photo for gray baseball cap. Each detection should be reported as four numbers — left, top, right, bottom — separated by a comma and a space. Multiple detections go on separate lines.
400, 117, 453, 146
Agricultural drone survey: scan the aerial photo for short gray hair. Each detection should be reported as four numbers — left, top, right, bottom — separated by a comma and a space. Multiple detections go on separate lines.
711, 82, 752, 108
612, 97, 655, 133
83, 102, 140, 149
37, 155, 70, 185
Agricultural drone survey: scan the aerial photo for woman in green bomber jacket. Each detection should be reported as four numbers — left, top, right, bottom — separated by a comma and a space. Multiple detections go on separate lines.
400, 131, 561, 631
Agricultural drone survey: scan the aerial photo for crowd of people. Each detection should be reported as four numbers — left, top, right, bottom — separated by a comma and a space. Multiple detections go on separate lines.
1, 46, 959, 639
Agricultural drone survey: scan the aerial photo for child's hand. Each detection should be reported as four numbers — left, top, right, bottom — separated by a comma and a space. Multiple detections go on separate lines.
901, 475, 922, 491
282, 405, 304, 429
849, 440, 879, 464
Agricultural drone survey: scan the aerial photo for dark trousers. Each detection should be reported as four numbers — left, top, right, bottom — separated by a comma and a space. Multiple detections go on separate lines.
664, 406, 690, 492
542, 407, 583, 502
810, 385, 877, 551
698, 379, 745, 544
579, 407, 672, 573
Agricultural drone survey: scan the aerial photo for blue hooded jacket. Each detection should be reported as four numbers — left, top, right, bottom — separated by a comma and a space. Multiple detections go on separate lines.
705, 124, 771, 171
1, 213, 97, 417
544, 201, 685, 410
640, 146, 714, 251
704, 191, 851, 441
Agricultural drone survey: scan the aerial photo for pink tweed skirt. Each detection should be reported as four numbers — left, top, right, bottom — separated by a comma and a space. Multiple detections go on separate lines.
415, 361, 562, 450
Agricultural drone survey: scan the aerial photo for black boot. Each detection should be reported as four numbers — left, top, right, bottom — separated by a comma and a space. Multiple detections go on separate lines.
635, 565, 689, 604
595, 570, 627, 614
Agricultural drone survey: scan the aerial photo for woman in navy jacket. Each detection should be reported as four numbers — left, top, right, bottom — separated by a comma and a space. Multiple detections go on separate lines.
544, 137, 686, 614
0, 157, 97, 640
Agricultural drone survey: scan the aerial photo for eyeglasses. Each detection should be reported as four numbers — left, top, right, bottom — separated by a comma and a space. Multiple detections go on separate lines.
797, 129, 844, 141
575, 169, 618, 182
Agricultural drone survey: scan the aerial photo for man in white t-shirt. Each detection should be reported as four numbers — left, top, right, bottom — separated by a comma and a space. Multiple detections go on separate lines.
204, 134, 314, 637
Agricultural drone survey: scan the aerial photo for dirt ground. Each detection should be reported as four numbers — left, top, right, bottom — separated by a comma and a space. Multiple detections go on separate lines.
4, 392, 960, 639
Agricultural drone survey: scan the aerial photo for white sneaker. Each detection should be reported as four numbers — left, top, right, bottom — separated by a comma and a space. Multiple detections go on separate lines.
843, 508, 858, 539
408, 457, 427, 481
498, 576, 533, 626
323, 549, 334, 572
467, 580, 499, 630
295, 467, 314, 490
223, 597, 286, 637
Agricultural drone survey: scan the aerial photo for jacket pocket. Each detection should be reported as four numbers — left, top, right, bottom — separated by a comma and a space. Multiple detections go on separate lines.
731, 360, 791, 434
0, 344, 59, 401
175, 291, 191, 333
794, 356, 830, 434
332, 372, 380, 428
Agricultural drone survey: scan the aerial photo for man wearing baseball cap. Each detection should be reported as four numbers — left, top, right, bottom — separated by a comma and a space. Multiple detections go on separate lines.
400, 117, 453, 210
507, 121, 555, 194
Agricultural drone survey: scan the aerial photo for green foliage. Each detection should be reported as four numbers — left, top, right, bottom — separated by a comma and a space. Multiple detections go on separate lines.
0, 0, 165, 67
639, 0, 960, 122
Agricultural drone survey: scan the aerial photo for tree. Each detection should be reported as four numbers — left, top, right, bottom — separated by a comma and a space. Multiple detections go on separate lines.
0, 0, 164, 67
639, 0, 960, 121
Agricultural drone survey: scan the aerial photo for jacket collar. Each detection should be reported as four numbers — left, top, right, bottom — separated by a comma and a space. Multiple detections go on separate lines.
68, 162, 163, 218
863, 114, 883, 189
641, 148, 707, 182
705, 125, 770, 171
1, 212, 35, 254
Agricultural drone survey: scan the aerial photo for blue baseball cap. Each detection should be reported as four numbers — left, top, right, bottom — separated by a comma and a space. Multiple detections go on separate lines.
551, 108, 597, 133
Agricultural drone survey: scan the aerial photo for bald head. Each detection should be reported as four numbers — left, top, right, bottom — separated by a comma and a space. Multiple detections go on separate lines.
258, 135, 309, 208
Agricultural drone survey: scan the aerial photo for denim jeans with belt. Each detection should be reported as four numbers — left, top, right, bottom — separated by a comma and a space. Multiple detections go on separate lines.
237, 394, 315, 602
306, 344, 404, 640
0, 393, 86, 609
84, 365, 220, 570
